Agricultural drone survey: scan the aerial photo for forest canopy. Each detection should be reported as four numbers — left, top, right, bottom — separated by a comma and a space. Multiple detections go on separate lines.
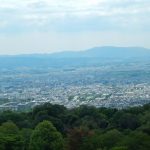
0, 103, 150, 150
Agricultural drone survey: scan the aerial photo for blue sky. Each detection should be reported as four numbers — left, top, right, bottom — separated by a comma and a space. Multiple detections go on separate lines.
0, 0, 150, 54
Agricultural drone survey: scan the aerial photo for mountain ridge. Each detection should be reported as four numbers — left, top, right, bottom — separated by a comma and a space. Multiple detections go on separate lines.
0, 46, 150, 58
48, 46, 150, 58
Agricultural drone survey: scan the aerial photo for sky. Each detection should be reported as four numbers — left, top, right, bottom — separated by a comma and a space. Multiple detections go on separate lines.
0, 0, 150, 55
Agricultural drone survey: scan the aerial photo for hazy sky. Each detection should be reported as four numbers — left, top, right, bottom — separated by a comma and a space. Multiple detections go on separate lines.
0, 0, 150, 54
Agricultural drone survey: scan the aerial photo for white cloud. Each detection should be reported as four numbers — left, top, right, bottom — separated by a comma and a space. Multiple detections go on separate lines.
0, 0, 149, 54
0, 0, 149, 21
0, 1, 149, 33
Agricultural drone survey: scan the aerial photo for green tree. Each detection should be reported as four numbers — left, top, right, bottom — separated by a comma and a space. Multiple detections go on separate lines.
80, 131, 102, 150
21, 128, 33, 150
113, 112, 140, 130
0, 121, 23, 150
101, 129, 123, 149
111, 146, 128, 150
29, 120, 64, 150
121, 131, 150, 150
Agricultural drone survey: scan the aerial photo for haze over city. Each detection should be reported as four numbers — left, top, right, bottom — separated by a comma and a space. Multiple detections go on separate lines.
0, 1, 150, 149
0, 0, 150, 55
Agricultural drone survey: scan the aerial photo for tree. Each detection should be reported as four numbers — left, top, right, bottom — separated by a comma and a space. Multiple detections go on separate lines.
67, 127, 94, 150
0, 121, 23, 150
29, 120, 64, 150
121, 131, 150, 150
113, 112, 140, 130
111, 146, 128, 150
80, 129, 123, 150
100, 129, 123, 149
21, 128, 33, 150
80, 131, 102, 150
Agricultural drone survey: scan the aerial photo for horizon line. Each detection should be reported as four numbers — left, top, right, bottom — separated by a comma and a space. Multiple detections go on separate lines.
0, 46, 149, 57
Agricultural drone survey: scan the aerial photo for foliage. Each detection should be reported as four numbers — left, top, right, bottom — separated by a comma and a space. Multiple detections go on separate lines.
0, 103, 149, 150
29, 120, 64, 150
0, 121, 23, 150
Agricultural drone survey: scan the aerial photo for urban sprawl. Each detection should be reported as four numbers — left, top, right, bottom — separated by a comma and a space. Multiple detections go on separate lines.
0, 67, 150, 111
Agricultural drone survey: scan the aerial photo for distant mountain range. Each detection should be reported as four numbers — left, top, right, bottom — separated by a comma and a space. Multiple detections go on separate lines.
1, 46, 150, 58
0, 46, 150, 68
48, 46, 150, 58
